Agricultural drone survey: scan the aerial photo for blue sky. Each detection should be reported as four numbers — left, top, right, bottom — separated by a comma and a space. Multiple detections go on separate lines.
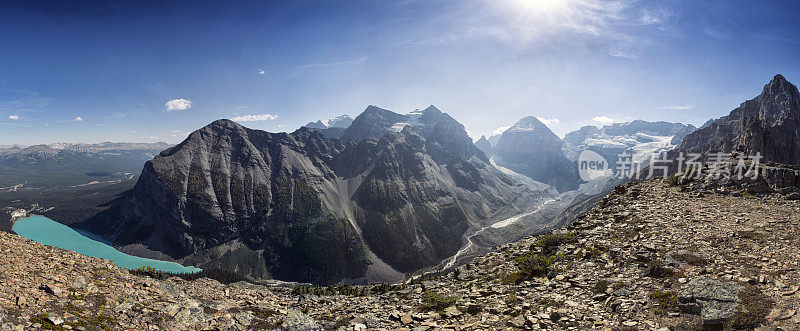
1, 0, 799, 145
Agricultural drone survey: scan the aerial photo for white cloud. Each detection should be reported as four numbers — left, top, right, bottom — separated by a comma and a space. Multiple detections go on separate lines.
74, 116, 84, 122
257, 69, 266, 75
492, 126, 511, 135
536, 117, 560, 127
237, 105, 248, 109
8, 115, 19, 120
593, 115, 615, 124
165, 98, 192, 112
230, 114, 279, 122
659, 105, 693, 110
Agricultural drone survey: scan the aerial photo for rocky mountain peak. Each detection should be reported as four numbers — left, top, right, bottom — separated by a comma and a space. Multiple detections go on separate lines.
304, 114, 354, 129
674, 74, 800, 166
362, 105, 396, 117
510, 116, 550, 132
201, 119, 250, 137
493, 116, 578, 192
474, 135, 493, 158
756, 74, 800, 122
421, 105, 443, 115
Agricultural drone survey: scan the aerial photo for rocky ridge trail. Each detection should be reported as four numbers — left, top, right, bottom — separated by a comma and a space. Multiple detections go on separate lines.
2, 179, 800, 330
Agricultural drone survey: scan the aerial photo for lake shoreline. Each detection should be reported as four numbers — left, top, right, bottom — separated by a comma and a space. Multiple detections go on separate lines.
12, 215, 201, 274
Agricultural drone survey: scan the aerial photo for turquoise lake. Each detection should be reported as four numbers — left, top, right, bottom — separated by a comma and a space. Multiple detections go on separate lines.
12, 215, 201, 274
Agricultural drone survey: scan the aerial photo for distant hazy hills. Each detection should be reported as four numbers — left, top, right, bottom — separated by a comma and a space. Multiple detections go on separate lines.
0, 142, 169, 188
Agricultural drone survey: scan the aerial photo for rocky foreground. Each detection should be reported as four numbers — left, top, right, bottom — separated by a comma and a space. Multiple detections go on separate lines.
2, 180, 800, 330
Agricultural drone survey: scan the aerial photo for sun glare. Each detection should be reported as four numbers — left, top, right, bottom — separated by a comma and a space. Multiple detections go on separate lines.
513, 0, 570, 12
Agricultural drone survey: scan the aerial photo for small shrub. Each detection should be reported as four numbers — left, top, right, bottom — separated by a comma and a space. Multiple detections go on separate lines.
131, 266, 248, 284
537, 297, 564, 308
371, 283, 405, 295
673, 253, 709, 266
463, 303, 482, 315
506, 293, 520, 306
726, 285, 773, 329
515, 252, 558, 278
501, 271, 525, 284
250, 307, 275, 319
664, 174, 680, 186
30, 314, 62, 331
648, 290, 677, 315
645, 260, 674, 278
592, 280, 609, 294
291, 285, 368, 296
581, 245, 606, 260
419, 290, 456, 311
534, 232, 576, 253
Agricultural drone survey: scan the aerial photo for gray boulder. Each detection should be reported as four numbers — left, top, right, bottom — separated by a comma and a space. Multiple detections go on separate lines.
678, 277, 744, 325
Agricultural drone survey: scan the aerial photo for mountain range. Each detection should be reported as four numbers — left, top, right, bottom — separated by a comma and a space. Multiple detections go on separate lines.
303, 114, 354, 139
78, 106, 552, 283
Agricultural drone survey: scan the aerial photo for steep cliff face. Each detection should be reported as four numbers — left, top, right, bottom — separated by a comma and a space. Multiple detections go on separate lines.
493, 117, 579, 192
81, 107, 540, 284
676, 74, 800, 164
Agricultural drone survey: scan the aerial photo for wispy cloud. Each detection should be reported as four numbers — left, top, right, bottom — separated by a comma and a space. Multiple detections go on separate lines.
659, 105, 693, 110
165, 98, 192, 112
701, 24, 730, 40
593, 115, 615, 124
231, 114, 278, 122
400, 0, 670, 60
604, 45, 638, 59
0, 95, 51, 113
638, 8, 671, 26
0, 122, 27, 127
300, 57, 368, 69
8, 115, 19, 120
480, 0, 636, 47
